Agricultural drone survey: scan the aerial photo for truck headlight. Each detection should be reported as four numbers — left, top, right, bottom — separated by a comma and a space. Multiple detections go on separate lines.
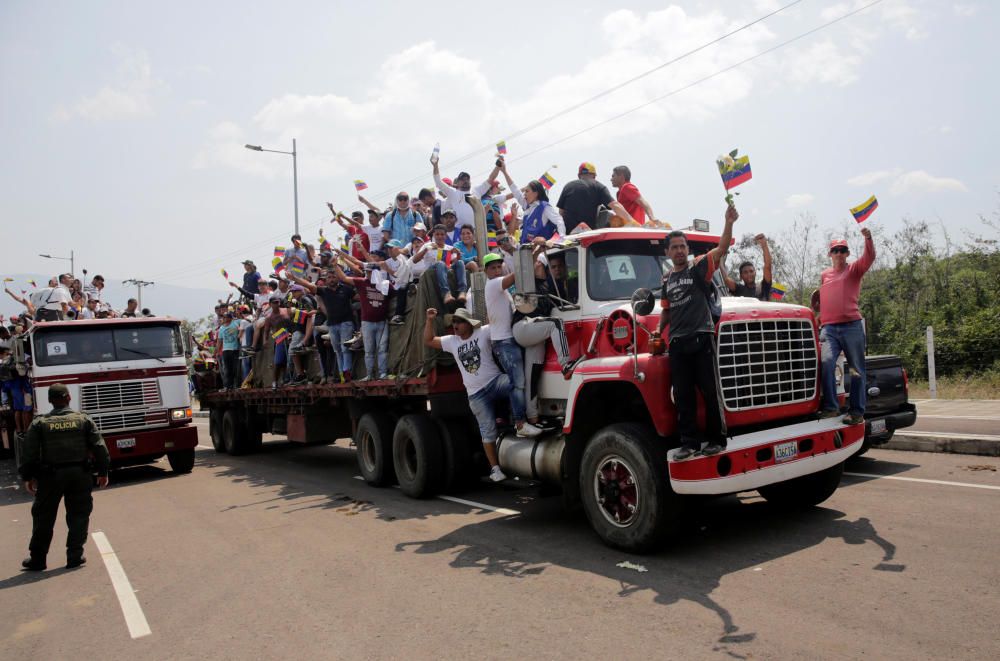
171, 407, 193, 420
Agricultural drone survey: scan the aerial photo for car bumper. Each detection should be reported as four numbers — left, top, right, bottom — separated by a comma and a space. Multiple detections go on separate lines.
106, 424, 199, 462
668, 417, 865, 495
866, 403, 917, 443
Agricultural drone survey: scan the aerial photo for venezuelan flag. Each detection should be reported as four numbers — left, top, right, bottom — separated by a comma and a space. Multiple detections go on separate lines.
271, 257, 285, 274
220, 268, 229, 280
28, 279, 37, 287
3, 277, 13, 282
719, 155, 752, 191
539, 172, 556, 190
289, 259, 307, 276
850, 195, 878, 223
274, 246, 286, 258
354, 179, 367, 191
770, 282, 788, 301
496, 140, 507, 155
272, 328, 290, 344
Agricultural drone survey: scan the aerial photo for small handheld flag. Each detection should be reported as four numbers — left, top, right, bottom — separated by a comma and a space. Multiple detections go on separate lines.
538, 171, 556, 190
850, 195, 878, 223
289, 259, 307, 277
770, 282, 788, 301
272, 328, 290, 344
354, 179, 368, 192
274, 246, 286, 258
2, 277, 13, 282
717, 150, 752, 192
290, 308, 305, 324
28, 279, 37, 287
271, 257, 285, 274
220, 268, 229, 280
496, 140, 507, 155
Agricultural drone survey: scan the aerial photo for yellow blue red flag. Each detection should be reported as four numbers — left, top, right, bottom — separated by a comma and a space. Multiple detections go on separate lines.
850, 195, 878, 223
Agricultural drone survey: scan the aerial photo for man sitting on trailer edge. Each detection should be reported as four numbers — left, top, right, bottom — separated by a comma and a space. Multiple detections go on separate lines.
657, 203, 739, 461
423, 307, 510, 483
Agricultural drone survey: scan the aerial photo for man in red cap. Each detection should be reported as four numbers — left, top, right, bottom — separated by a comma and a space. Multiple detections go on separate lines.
818, 226, 875, 424
556, 162, 635, 233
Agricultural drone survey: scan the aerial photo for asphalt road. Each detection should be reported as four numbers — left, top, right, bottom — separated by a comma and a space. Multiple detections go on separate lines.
909, 399, 1000, 437
2, 422, 999, 660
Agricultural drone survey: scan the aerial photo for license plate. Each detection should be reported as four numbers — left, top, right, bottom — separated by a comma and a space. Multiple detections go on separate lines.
774, 441, 798, 463
116, 438, 136, 449
870, 419, 887, 435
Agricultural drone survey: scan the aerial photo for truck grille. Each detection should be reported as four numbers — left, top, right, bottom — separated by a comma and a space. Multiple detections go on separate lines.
79, 380, 161, 413
91, 410, 168, 433
717, 319, 817, 411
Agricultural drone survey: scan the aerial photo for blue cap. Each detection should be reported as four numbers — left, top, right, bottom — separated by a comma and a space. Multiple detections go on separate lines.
387, 239, 403, 248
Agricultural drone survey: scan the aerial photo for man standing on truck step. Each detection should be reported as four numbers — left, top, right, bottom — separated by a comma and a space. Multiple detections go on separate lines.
18, 383, 110, 571
481, 253, 543, 439
722, 233, 773, 301
658, 204, 739, 460
819, 227, 876, 425
424, 308, 513, 482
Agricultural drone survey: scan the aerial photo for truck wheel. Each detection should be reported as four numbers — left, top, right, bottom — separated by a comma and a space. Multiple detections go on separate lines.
758, 462, 844, 508
355, 413, 396, 487
436, 417, 476, 494
579, 423, 678, 553
392, 414, 443, 498
209, 409, 225, 453
167, 448, 195, 473
222, 409, 248, 456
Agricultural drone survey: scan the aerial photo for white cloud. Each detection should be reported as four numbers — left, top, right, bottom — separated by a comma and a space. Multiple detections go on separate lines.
953, 3, 978, 17
785, 193, 815, 208
889, 170, 968, 195
848, 168, 967, 195
53, 45, 164, 121
784, 39, 863, 86
847, 169, 901, 186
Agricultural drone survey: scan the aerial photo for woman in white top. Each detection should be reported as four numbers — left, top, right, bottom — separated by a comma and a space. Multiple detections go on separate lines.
498, 160, 566, 244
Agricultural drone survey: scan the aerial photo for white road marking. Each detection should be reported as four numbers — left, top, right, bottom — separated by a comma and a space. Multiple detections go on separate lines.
896, 430, 1000, 441
353, 475, 521, 515
438, 495, 521, 516
91, 531, 152, 639
844, 472, 1000, 491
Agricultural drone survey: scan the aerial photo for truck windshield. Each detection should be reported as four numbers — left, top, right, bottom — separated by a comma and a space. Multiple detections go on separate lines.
586, 238, 716, 301
33, 324, 184, 367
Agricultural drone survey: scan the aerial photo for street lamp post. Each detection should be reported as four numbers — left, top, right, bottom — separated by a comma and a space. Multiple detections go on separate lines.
245, 140, 299, 235
39, 250, 74, 277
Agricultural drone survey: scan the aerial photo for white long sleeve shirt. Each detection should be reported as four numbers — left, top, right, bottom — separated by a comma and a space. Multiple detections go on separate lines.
434, 172, 493, 230
511, 182, 566, 239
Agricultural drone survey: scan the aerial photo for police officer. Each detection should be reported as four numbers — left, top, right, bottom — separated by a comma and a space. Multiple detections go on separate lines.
18, 383, 110, 571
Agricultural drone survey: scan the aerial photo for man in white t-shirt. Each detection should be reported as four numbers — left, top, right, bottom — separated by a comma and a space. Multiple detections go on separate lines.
36, 274, 72, 321
423, 307, 541, 483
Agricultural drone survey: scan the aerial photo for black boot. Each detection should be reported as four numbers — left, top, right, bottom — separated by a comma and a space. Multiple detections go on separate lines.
21, 557, 46, 571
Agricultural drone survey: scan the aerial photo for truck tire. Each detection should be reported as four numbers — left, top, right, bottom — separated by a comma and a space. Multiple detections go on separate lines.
209, 409, 225, 453
579, 423, 678, 553
392, 414, 443, 499
436, 417, 476, 494
758, 462, 844, 508
355, 413, 396, 487
167, 448, 195, 473
223, 409, 249, 456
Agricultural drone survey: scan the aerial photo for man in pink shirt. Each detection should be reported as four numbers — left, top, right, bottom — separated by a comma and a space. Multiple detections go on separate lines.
818, 226, 875, 424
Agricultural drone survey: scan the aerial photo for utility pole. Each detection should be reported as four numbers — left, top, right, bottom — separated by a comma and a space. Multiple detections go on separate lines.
123, 279, 154, 309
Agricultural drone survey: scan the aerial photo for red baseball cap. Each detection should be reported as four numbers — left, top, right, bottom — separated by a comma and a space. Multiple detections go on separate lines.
829, 239, 849, 251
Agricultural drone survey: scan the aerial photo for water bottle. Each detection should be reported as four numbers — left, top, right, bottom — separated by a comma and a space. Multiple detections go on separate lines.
431, 142, 440, 165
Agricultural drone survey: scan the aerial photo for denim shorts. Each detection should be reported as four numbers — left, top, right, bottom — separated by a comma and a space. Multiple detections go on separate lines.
467, 373, 511, 443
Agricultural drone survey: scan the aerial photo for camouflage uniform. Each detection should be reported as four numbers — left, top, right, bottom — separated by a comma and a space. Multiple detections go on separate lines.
18, 385, 110, 567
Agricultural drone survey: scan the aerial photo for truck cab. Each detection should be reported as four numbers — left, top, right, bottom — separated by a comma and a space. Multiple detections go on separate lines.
26, 317, 198, 472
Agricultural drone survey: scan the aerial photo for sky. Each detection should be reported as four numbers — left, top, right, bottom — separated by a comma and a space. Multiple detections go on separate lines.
1, 0, 997, 319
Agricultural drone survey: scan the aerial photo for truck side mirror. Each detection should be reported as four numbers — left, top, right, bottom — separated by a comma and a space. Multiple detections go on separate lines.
513, 245, 536, 295
630, 288, 655, 316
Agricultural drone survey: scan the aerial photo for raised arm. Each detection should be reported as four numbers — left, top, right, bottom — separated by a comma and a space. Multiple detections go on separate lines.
357, 196, 381, 214
757, 233, 773, 283
331, 263, 354, 285
289, 272, 318, 294
707, 204, 739, 267
423, 308, 443, 350
853, 227, 876, 275
719, 255, 738, 294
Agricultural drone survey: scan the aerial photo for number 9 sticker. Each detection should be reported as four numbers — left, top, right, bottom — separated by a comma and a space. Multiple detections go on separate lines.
47, 341, 68, 355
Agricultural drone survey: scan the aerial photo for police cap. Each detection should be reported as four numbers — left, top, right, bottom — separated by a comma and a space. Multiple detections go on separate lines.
48, 383, 70, 401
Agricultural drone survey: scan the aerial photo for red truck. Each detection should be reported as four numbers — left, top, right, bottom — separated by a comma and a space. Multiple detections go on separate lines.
202, 210, 864, 552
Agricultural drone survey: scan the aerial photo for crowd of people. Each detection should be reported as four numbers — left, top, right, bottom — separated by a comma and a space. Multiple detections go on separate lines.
3, 273, 153, 328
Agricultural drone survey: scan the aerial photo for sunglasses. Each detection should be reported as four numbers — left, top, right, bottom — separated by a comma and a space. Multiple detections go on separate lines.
397, 196, 409, 202
830, 247, 849, 254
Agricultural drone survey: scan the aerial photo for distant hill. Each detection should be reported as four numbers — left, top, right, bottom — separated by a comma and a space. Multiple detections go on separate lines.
1, 273, 227, 323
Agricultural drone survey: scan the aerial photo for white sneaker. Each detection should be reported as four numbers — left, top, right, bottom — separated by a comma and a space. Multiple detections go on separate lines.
490, 466, 508, 482
516, 422, 543, 438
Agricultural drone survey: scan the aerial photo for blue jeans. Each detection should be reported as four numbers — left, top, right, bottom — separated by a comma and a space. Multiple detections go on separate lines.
820, 320, 867, 416
242, 325, 253, 379
432, 260, 466, 297
468, 374, 512, 442
361, 320, 388, 378
492, 337, 526, 423
326, 320, 355, 376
